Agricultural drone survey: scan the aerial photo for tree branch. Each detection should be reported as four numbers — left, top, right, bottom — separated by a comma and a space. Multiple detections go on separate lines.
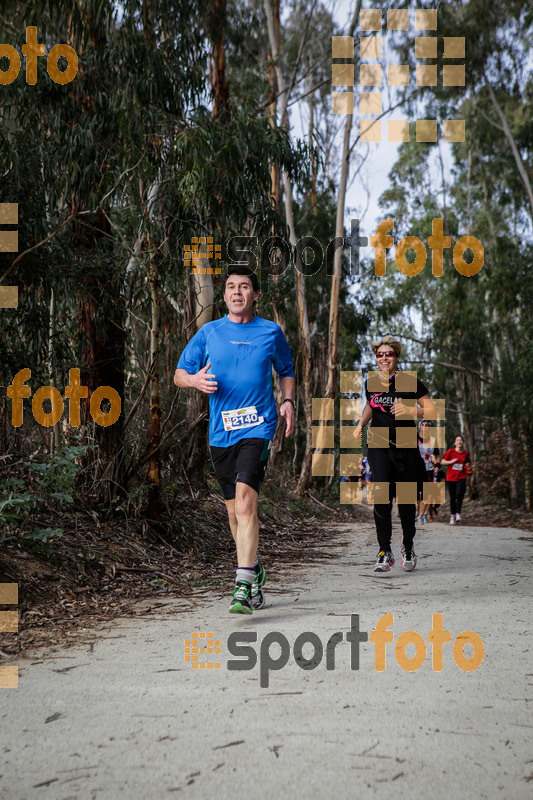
406, 360, 490, 382
123, 353, 157, 430
1, 213, 74, 283
484, 79, 533, 220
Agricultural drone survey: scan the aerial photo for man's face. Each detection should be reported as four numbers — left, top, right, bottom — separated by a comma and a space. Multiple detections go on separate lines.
224, 274, 259, 317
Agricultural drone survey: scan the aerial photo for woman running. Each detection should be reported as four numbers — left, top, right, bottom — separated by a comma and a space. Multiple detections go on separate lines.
417, 420, 440, 523
354, 336, 432, 573
441, 435, 471, 524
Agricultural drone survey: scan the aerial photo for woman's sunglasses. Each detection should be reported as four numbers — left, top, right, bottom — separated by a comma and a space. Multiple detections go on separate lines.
376, 350, 397, 358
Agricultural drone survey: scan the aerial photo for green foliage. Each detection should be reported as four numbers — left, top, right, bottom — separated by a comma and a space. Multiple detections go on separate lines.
1, 0, 530, 510
0, 444, 90, 552
360, 0, 533, 505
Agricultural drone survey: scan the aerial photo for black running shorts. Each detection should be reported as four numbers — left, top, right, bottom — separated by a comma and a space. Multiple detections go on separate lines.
210, 438, 272, 500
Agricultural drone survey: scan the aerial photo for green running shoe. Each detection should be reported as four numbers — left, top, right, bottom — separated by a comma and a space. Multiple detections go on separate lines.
251, 563, 267, 609
229, 580, 252, 614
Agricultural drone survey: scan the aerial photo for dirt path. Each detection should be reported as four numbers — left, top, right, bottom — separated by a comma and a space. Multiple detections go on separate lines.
2, 519, 532, 799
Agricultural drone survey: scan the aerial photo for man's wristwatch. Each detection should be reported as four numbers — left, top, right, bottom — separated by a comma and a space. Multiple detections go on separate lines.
281, 398, 296, 410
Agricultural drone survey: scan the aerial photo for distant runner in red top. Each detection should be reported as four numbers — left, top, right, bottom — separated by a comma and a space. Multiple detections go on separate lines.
441, 435, 472, 525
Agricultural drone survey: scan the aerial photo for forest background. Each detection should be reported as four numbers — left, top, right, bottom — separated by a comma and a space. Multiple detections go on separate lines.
0, 0, 532, 619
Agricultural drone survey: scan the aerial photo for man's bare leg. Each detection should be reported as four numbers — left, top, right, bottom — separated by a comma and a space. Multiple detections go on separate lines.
224, 485, 259, 565
224, 498, 238, 542
233, 482, 259, 566
226, 483, 261, 613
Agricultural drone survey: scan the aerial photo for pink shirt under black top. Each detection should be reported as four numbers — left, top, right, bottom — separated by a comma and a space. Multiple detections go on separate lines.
443, 448, 470, 481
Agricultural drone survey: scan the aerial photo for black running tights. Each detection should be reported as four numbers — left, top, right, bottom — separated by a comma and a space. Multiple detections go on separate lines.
447, 479, 466, 515
367, 447, 421, 551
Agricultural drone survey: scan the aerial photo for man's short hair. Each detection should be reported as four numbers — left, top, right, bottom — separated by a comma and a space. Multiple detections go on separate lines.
222, 266, 259, 293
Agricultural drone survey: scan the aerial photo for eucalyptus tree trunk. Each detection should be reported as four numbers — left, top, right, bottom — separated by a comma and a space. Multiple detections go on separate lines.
285, 177, 314, 494
519, 424, 533, 512
142, 0, 164, 515
192, 247, 215, 331
77, 253, 125, 504
267, 0, 282, 220
182, 0, 231, 489
211, 0, 230, 122
324, 0, 361, 400
478, 142, 518, 506
48, 286, 60, 454
486, 82, 533, 221
265, 0, 285, 331
308, 69, 317, 217
265, 0, 287, 469
147, 252, 161, 518
73, 8, 126, 504
264, 0, 314, 493
74, 0, 126, 506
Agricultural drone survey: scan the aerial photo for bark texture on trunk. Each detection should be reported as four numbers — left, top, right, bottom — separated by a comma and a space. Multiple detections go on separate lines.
519, 425, 533, 512
48, 287, 61, 454
264, 0, 313, 493
324, 0, 362, 400
210, 0, 230, 122
147, 253, 161, 518
77, 255, 125, 503
74, 9, 125, 503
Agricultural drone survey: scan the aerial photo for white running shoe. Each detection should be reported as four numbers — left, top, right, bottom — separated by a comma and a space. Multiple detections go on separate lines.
401, 543, 417, 572
373, 550, 395, 573
455, 513, 461, 523
449, 514, 456, 525
418, 516, 425, 525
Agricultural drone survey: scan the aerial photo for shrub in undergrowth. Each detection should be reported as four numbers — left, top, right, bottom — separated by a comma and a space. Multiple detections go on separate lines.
474, 429, 523, 506
0, 443, 90, 554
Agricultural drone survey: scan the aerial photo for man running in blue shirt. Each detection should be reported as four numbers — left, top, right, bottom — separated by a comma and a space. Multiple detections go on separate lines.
174, 266, 295, 614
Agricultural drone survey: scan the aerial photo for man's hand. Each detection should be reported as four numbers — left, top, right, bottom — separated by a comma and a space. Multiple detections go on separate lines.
192, 364, 218, 394
279, 401, 295, 437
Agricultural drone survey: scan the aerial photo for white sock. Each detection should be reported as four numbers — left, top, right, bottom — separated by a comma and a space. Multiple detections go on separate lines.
236, 568, 255, 585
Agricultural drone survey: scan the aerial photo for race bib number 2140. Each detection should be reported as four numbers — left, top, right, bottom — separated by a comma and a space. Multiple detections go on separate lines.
222, 405, 264, 432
